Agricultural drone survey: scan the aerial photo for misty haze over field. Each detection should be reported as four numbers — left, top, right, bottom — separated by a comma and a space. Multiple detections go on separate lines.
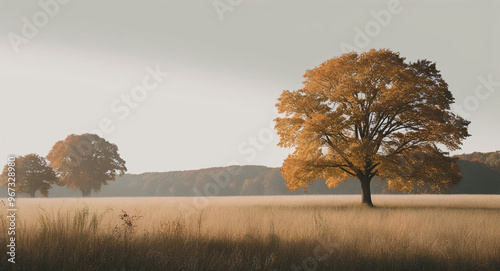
1, 0, 499, 174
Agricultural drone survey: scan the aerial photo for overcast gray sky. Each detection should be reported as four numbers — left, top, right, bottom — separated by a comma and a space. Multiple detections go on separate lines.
1, 0, 499, 173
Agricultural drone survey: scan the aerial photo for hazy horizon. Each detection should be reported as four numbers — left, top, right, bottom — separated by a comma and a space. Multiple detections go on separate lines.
1, 0, 499, 174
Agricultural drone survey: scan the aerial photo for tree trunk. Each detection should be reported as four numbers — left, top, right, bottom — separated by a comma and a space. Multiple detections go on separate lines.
81, 188, 91, 197
360, 176, 374, 207
30, 191, 36, 198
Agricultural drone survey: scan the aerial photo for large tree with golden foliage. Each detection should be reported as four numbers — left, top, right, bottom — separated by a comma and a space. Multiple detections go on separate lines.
47, 133, 127, 197
0, 154, 58, 197
275, 49, 470, 206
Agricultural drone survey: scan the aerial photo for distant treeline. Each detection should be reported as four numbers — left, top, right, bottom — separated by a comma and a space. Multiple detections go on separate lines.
2, 151, 499, 198
15, 151, 498, 197
454, 151, 500, 172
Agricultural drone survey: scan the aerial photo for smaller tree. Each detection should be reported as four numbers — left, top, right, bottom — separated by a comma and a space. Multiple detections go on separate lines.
47, 133, 127, 197
0, 154, 58, 197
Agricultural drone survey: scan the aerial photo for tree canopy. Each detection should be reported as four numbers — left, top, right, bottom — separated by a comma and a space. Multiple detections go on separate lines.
275, 49, 470, 206
0, 154, 58, 197
47, 133, 127, 197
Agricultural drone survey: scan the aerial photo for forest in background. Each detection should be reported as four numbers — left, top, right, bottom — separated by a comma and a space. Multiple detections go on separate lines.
10, 151, 497, 197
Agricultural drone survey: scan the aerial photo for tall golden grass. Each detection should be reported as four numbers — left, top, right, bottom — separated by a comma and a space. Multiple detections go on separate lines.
1, 195, 499, 270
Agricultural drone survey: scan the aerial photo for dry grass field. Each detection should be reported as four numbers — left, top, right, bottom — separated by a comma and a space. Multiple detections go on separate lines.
1, 195, 499, 270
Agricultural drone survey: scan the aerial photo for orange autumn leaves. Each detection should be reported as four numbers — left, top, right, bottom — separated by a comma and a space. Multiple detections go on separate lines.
275, 49, 470, 194
47, 133, 127, 196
